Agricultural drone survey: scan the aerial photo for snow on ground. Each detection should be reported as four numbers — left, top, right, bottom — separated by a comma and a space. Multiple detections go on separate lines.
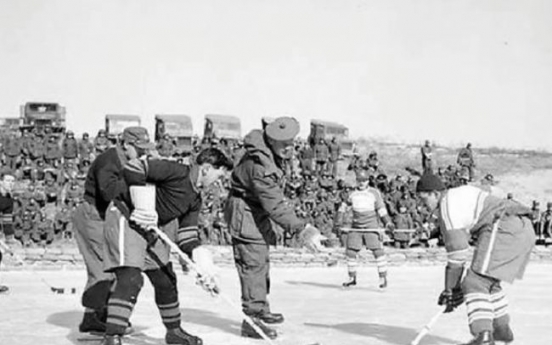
0, 263, 550, 345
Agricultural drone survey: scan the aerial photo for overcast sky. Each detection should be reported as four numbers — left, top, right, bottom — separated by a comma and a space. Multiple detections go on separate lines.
0, 0, 550, 149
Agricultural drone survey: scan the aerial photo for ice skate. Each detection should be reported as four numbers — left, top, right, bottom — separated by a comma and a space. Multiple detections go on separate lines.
494, 324, 514, 344
165, 327, 203, 345
99, 335, 122, 345
241, 317, 278, 339
342, 273, 357, 288
459, 331, 495, 345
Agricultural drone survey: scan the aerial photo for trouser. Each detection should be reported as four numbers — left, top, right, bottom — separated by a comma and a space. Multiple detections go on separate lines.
232, 239, 270, 316
329, 160, 338, 177
73, 201, 114, 313
463, 269, 510, 336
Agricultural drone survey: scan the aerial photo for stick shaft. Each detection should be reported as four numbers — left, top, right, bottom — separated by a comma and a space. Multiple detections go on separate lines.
148, 226, 279, 345
410, 309, 445, 345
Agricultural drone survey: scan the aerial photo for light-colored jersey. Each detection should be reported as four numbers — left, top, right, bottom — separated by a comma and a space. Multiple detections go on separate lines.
348, 187, 388, 229
439, 185, 506, 263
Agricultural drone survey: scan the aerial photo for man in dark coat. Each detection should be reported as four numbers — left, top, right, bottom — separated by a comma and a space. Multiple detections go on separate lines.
224, 117, 322, 340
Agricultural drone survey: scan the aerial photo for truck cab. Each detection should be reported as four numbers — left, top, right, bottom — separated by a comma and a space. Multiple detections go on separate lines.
154, 114, 194, 155
19, 102, 66, 136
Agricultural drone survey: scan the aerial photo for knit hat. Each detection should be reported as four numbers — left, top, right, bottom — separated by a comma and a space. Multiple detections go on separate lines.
416, 173, 446, 193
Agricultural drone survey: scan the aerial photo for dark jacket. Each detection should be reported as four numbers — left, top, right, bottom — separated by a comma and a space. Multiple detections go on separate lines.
225, 130, 304, 244
83, 147, 127, 220
62, 138, 79, 159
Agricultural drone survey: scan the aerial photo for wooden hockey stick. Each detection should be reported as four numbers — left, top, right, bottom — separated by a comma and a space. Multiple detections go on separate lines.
409, 308, 445, 345
148, 225, 281, 345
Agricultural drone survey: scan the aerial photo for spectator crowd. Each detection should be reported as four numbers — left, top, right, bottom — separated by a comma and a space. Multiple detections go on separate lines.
0, 126, 550, 248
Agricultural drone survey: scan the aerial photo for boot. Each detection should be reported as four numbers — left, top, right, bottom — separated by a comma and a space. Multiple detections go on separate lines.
100, 335, 122, 345
379, 272, 388, 289
0, 285, 9, 294
493, 324, 514, 343
342, 272, 357, 288
80, 311, 133, 335
257, 310, 284, 324
241, 317, 277, 340
165, 327, 203, 345
79, 311, 106, 334
460, 331, 495, 345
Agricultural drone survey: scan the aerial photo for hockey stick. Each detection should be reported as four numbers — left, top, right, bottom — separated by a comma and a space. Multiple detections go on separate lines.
148, 225, 282, 345
409, 308, 445, 345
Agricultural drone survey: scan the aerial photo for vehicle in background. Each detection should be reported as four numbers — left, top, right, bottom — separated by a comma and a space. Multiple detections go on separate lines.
203, 114, 241, 144
154, 114, 194, 155
308, 119, 354, 155
0, 117, 22, 135
105, 114, 141, 144
19, 102, 66, 136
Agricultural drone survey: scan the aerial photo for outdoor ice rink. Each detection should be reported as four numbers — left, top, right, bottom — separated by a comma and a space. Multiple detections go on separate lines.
0, 264, 550, 345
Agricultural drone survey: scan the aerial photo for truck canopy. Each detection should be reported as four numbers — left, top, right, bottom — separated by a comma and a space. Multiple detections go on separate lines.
105, 114, 141, 136
155, 114, 193, 138
204, 114, 241, 140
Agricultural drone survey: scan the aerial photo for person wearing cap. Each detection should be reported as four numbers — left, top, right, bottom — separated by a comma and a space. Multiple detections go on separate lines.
63, 130, 79, 164
416, 173, 535, 345
341, 169, 394, 288
99, 147, 233, 345
457, 143, 475, 182
224, 116, 323, 340
94, 129, 110, 155
328, 136, 341, 178
421, 139, 434, 174
79, 132, 94, 163
73, 126, 153, 335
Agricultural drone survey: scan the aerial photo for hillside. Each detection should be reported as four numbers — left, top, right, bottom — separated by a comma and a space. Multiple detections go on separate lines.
356, 138, 552, 206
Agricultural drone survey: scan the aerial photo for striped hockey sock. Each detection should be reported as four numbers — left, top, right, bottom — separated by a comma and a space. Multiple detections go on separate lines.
106, 298, 135, 335
158, 301, 181, 330
465, 292, 493, 335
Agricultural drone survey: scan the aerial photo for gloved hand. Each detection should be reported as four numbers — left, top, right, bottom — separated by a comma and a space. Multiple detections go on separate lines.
385, 221, 396, 232
192, 246, 220, 295
438, 287, 464, 313
130, 209, 158, 228
298, 224, 327, 253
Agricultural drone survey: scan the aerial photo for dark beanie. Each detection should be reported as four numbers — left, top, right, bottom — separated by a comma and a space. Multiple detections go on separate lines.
416, 173, 446, 192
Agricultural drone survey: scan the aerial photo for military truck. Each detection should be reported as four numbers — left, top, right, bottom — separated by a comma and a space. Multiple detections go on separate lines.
203, 114, 241, 143
309, 119, 356, 182
154, 114, 194, 155
19, 102, 66, 135
0, 117, 22, 135
308, 119, 355, 156
105, 114, 141, 144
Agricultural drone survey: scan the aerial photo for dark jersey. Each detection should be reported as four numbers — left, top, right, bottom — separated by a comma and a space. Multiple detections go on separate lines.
83, 147, 127, 220
122, 159, 202, 254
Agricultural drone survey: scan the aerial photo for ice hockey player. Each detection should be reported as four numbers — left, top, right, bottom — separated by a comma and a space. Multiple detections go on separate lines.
416, 173, 535, 345
342, 169, 395, 288
100, 146, 233, 345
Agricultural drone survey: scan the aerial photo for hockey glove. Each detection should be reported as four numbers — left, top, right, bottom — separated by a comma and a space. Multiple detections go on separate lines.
192, 246, 220, 295
438, 264, 465, 313
298, 224, 327, 253
130, 209, 158, 228
438, 287, 464, 313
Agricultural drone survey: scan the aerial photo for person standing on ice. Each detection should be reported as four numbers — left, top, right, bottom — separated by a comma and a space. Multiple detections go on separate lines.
341, 169, 395, 289
100, 144, 233, 345
416, 173, 535, 345
225, 116, 324, 340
